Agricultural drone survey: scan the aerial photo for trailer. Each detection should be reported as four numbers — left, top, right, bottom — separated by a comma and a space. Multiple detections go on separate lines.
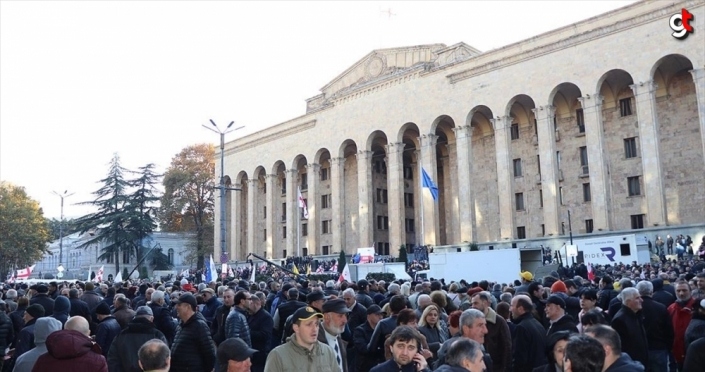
426, 248, 543, 284
560, 234, 650, 266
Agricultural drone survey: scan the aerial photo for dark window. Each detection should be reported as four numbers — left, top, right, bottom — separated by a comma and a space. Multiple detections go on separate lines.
322, 220, 332, 234
376, 242, 390, 255
301, 223, 308, 237
585, 219, 594, 233
539, 190, 544, 208
537, 155, 541, 175
513, 159, 522, 177
281, 203, 286, 221
404, 167, 413, 180
628, 176, 641, 196
282, 226, 286, 239
619, 97, 633, 117
281, 178, 286, 194
579, 146, 588, 166
583, 183, 591, 202
517, 226, 526, 239
515, 193, 524, 211
404, 193, 414, 208
321, 194, 331, 209
320, 168, 329, 181
576, 109, 585, 133
263, 229, 267, 241
300, 199, 307, 218
377, 216, 389, 230
283, 249, 287, 258
302, 248, 308, 257
322, 246, 330, 255
541, 224, 545, 237
534, 119, 538, 135
510, 123, 520, 140
405, 219, 415, 233
376, 189, 388, 204
624, 137, 638, 158
263, 206, 266, 219
631, 214, 645, 229
620, 243, 631, 256
300, 173, 308, 190
559, 187, 564, 205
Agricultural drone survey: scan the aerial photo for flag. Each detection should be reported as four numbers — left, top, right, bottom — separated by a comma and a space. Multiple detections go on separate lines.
331, 263, 338, 273
316, 265, 323, 274
250, 263, 256, 283
292, 264, 299, 275
206, 255, 217, 283
259, 262, 267, 273
181, 268, 190, 277
298, 187, 309, 219
93, 265, 104, 283
16, 265, 36, 280
306, 264, 311, 275
338, 263, 351, 283
114, 270, 123, 283
422, 168, 439, 201
8, 271, 15, 284
228, 265, 234, 278
587, 263, 595, 282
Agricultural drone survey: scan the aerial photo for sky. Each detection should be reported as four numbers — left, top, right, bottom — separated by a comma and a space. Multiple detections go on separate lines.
0, 0, 636, 220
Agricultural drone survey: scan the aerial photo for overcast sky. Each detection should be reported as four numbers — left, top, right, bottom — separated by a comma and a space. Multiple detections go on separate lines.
0, 0, 635, 220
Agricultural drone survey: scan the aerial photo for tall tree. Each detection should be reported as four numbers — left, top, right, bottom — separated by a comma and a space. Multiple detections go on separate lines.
126, 163, 161, 271
74, 153, 133, 274
46, 217, 78, 241
159, 144, 215, 270
0, 182, 52, 278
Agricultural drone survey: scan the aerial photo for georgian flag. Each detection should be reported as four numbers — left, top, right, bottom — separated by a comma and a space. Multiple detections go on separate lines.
587, 263, 595, 282
16, 265, 36, 280
93, 265, 104, 283
297, 187, 309, 219
316, 265, 324, 274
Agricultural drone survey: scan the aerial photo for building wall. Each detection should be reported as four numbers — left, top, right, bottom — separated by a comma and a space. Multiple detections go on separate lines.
218, 0, 705, 259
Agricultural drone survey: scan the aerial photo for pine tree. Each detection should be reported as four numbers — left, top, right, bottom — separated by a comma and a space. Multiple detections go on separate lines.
126, 163, 161, 271
74, 153, 134, 275
398, 245, 408, 270
338, 250, 347, 274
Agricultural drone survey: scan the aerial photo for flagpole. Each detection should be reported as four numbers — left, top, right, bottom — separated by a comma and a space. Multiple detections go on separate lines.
297, 193, 301, 257
419, 162, 425, 246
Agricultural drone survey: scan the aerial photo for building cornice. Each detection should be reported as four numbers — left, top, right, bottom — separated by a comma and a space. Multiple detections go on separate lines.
223, 119, 317, 156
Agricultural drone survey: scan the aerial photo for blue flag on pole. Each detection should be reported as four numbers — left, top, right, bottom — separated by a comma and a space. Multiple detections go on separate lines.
205, 254, 216, 283
421, 167, 439, 201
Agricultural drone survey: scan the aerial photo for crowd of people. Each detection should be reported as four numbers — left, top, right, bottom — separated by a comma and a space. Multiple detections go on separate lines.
1, 243, 705, 372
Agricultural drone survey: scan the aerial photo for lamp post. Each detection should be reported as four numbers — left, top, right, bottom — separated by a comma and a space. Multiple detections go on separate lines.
202, 120, 244, 264
52, 190, 74, 273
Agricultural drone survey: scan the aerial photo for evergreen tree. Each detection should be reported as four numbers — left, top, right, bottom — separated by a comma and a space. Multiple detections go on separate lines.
126, 163, 161, 271
74, 153, 134, 275
398, 245, 408, 270
338, 250, 346, 274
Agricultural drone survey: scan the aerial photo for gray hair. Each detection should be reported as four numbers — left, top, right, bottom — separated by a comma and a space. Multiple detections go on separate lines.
342, 288, 355, 297
446, 338, 483, 367
636, 281, 653, 297
500, 292, 513, 304
474, 291, 492, 303
493, 283, 502, 291
618, 278, 633, 290
459, 308, 485, 328
619, 287, 639, 302
326, 280, 335, 289
151, 290, 165, 304
400, 283, 411, 297
197, 283, 207, 292
388, 283, 400, 294
6, 289, 17, 300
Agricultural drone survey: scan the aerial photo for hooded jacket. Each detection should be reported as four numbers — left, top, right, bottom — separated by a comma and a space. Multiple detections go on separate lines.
13, 317, 62, 372
106, 317, 167, 372
51, 296, 70, 326
31, 330, 108, 372
604, 352, 645, 372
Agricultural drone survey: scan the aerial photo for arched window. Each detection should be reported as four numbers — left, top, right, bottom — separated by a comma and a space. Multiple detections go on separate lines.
168, 249, 174, 265
123, 249, 130, 264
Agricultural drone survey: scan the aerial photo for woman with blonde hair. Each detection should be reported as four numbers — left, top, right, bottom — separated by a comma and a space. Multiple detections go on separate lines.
418, 304, 448, 346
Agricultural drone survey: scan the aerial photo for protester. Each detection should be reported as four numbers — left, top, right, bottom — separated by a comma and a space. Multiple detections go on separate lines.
12, 317, 61, 372
107, 306, 167, 372
138, 339, 171, 372
32, 316, 108, 372
217, 337, 257, 372
170, 293, 216, 372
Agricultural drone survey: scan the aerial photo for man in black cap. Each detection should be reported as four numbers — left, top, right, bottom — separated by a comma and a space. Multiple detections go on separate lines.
107, 306, 167, 372
30, 284, 54, 317
171, 293, 216, 372
307, 291, 326, 313
356, 280, 374, 309
95, 301, 121, 357
545, 295, 578, 336
217, 337, 257, 372
354, 304, 385, 372
319, 299, 350, 372
15, 304, 45, 359
272, 287, 306, 346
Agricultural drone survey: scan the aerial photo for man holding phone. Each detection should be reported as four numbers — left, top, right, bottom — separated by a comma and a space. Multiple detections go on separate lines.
370, 326, 430, 372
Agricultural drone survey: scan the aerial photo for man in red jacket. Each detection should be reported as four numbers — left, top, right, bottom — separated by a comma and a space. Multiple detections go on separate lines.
667, 280, 695, 369
32, 316, 107, 372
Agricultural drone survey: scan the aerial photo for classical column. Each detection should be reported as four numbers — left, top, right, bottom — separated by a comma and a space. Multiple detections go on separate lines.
533, 105, 560, 236
286, 169, 297, 256
357, 150, 374, 248
246, 179, 256, 259
691, 68, 705, 168
386, 142, 405, 255
265, 174, 276, 259
419, 134, 439, 246
453, 125, 475, 242
214, 196, 223, 262
330, 157, 345, 253
491, 116, 514, 240
631, 81, 667, 226
229, 183, 241, 261
447, 143, 459, 244
306, 163, 320, 255
578, 94, 611, 231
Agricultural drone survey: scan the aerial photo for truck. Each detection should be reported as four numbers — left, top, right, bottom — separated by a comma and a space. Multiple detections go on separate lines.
563, 233, 650, 266
426, 248, 543, 285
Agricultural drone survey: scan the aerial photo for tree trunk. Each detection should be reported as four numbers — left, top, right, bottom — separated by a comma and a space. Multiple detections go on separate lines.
114, 250, 120, 277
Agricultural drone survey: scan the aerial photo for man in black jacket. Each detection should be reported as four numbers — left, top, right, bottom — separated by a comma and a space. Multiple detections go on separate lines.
355, 280, 375, 309
354, 305, 384, 372
598, 277, 619, 313
149, 290, 177, 346
211, 288, 235, 345
29, 285, 54, 317
610, 288, 649, 370
510, 294, 547, 372
342, 288, 368, 331
637, 281, 673, 372
68, 289, 91, 324
272, 288, 306, 346
0, 301, 14, 371
248, 294, 273, 372
170, 293, 216, 372
545, 295, 578, 336
107, 306, 167, 372
367, 295, 406, 361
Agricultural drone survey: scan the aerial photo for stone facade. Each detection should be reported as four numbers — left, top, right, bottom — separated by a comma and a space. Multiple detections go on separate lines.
217, 0, 705, 261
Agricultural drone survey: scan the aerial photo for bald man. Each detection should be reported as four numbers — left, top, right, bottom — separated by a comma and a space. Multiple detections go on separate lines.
32, 316, 108, 371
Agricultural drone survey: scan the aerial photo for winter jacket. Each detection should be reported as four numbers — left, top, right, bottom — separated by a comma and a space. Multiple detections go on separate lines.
347, 302, 368, 332
170, 312, 216, 372
248, 307, 273, 371
604, 353, 645, 372
366, 315, 398, 359
667, 298, 695, 364
482, 308, 512, 372
9, 305, 25, 348
640, 296, 673, 351
13, 317, 62, 372
356, 291, 374, 309
80, 291, 104, 313
264, 335, 339, 372
210, 304, 232, 345
610, 306, 649, 370
0, 311, 14, 358
69, 297, 92, 323
112, 306, 136, 330
512, 312, 548, 372
31, 330, 108, 372
15, 318, 38, 359
95, 316, 121, 357
683, 337, 705, 372
547, 314, 578, 336
200, 296, 221, 325
225, 306, 252, 347
29, 294, 54, 317
598, 288, 619, 313
273, 299, 306, 345
550, 292, 580, 322
50, 296, 70, 326
149, 302, 176, 346
684, 317, 705, 354
354, 322, 382, 372
106, 317, 167, 372
435, 336, 493, 372
370, 359, 417, 372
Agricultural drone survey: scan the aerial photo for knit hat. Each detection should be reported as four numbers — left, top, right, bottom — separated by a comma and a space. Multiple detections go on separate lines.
26, 304, 45, 319
550, 280, 567, 294
546, 295, 566, 310
95, 302, 111, 315
33, 317, 62, 344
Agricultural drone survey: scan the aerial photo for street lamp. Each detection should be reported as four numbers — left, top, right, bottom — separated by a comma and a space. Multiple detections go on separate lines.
52, 190, 74, 273
202, 120, 244, 264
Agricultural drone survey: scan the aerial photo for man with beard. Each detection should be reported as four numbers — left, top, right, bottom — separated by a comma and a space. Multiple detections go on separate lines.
318, 299, 350, 372
370, 326, 429, 372
211, 288, 235, 345
668, 280, 696, 369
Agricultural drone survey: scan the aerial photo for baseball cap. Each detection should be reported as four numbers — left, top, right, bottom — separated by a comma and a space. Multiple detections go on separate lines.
135, 306, 153, 317
366, 304, 383, 315
217, 337, 258, 363
292, 306, 324, 322
322, 299, 351, 314
175, 293, 198, 309
520, 271, 533, 281
306, 291, 326, 303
